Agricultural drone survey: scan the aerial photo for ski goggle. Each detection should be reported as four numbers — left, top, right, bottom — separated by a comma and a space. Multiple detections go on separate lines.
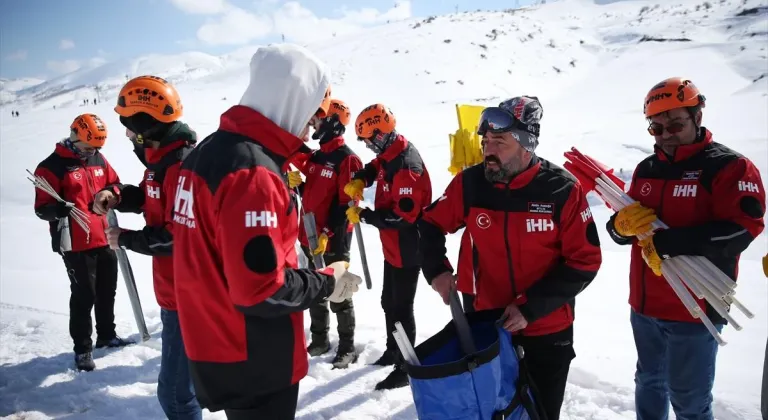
647, 120, 688, 136
477, 107, 540, 137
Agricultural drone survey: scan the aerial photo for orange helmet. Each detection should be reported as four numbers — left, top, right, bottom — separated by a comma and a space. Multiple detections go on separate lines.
70, 113, 108, 148
115, 75, 183, 123
355, 103, 396, 139
327, 99, 351, 126
316, 85, 332, 118
643, 77, 706, 118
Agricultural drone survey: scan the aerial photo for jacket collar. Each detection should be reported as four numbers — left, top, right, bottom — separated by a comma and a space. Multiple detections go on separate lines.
55, 142, 82, 160
145, 140, 189, 165
379, 134, 408, 163
654, 127, 713, 163
319, 136, 345, 153
219, 105, 307, 160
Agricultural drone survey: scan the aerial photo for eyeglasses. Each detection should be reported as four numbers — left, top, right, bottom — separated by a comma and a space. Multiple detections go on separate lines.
647, 118, 691, 136
477, 107, 540, 137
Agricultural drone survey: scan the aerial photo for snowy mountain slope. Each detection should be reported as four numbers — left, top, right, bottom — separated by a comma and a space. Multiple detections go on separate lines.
0, 78, 45, 105
1, 0, 767, 419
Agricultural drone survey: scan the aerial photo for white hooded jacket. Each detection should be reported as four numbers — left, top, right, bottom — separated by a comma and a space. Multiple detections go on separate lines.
239, 44, 331, 138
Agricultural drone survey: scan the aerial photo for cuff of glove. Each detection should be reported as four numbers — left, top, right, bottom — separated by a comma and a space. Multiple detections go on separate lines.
358, 208, 373, 223
322, 227, 334, 238
649, 230, 676, 259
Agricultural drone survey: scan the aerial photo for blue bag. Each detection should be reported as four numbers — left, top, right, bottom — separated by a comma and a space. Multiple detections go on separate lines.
403, 305, 541, 420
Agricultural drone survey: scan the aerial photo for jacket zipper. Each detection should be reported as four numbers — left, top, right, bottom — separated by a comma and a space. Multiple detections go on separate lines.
83, 163, 97, 244
504, 186, 517, 299
640, 179, 667, 313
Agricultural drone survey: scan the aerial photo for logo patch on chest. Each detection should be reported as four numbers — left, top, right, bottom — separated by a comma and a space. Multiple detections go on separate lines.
147, 172, 155, 181
528, 202, 554, 214
681, 170, 701, 181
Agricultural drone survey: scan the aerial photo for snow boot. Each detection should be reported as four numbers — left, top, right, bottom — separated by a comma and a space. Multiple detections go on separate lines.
375, 364, 409, 391
95, 336, 135, 349
307, 334, 331, 356
332, 341, 358, 369
75, 352, 95, 372
371, 348, 398, 366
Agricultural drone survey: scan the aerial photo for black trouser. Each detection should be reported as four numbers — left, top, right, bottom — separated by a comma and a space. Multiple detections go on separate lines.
515, 326, 575, 420
381, 261, 420, 356
61, 246, 119, 355
224, 383, 299, 420
302, 243, 355, 350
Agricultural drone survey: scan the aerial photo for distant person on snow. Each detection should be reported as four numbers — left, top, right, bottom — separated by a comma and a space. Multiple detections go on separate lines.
92, 75, 202, 420
605, 77, 765, 420
32, 113, 132, 372
344, 103, 433, 391
171, 44, 363, 420
287, 98, 364, 369
417, 96, 602, 420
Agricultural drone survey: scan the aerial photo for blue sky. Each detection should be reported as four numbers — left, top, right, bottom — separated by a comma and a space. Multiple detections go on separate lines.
0, 0, 536, 80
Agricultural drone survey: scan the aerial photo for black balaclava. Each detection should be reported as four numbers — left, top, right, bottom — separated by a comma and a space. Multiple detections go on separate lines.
312, 115, 345, 144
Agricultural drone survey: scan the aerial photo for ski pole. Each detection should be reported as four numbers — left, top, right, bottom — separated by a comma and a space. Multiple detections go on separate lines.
107, 210, 151, 342
349, 200, 372, 289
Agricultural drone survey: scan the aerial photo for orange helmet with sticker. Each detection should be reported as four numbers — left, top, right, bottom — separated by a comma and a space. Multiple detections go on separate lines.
643, 77, 706, 118
354, 103, 396, 139
70, 113, 108, 147
115, 75, 183, 123
327, 99, 351, 126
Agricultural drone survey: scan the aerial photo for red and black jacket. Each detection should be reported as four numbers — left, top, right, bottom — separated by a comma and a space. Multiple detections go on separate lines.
606, 128, 765, 324
34, 143, 121, 253
172, 105, 336, 411
106, 123, 196, 310
296, 136, 363, 260
353, 135, 432, 268
418, 158, 602, 336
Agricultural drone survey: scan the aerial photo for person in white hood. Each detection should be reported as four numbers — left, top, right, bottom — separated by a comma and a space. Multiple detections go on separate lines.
172, 43, 363, 420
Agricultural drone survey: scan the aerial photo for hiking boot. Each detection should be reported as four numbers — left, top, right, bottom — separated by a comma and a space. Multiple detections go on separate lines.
375, 365, 409, 390
331, 344, 358, 369
371, 349, 398, 366
75, 352, 95, 372
95, 336, 135, 349
307, 336, 331, 356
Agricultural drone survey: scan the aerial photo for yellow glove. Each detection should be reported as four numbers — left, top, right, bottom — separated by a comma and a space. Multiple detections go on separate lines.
639, 237, 663, 277
762, 254, 768, 278
344, 179, 365, 201
288, 171, 303, 189
614, 202, 657, 237
312, 233, 329, 256
346, 206, 363, 224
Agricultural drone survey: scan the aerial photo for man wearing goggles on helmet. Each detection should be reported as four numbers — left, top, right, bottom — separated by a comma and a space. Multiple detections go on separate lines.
605, 78, 765, 420
418, 96, 602, 420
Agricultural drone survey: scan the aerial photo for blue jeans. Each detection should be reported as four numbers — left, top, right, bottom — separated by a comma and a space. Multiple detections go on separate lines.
630, 310, 723, 420
158, 309, 202, 420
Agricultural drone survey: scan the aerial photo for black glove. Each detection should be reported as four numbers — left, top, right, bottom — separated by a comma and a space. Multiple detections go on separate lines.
56, 201, 74, 218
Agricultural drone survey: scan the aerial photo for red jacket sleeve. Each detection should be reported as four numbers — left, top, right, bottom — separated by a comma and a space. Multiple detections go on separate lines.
417, 172, 467, 283
213, 166, 335, 318
654, 157, 766, 259
33, 165, 64, 222
325, 154, 364, 237
360, 167, 429, 228
519, 182, 602, 322
118, 167, 175, 256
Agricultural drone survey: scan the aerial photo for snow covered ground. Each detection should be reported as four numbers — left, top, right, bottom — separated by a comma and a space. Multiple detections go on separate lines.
1, 0, 767, 418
